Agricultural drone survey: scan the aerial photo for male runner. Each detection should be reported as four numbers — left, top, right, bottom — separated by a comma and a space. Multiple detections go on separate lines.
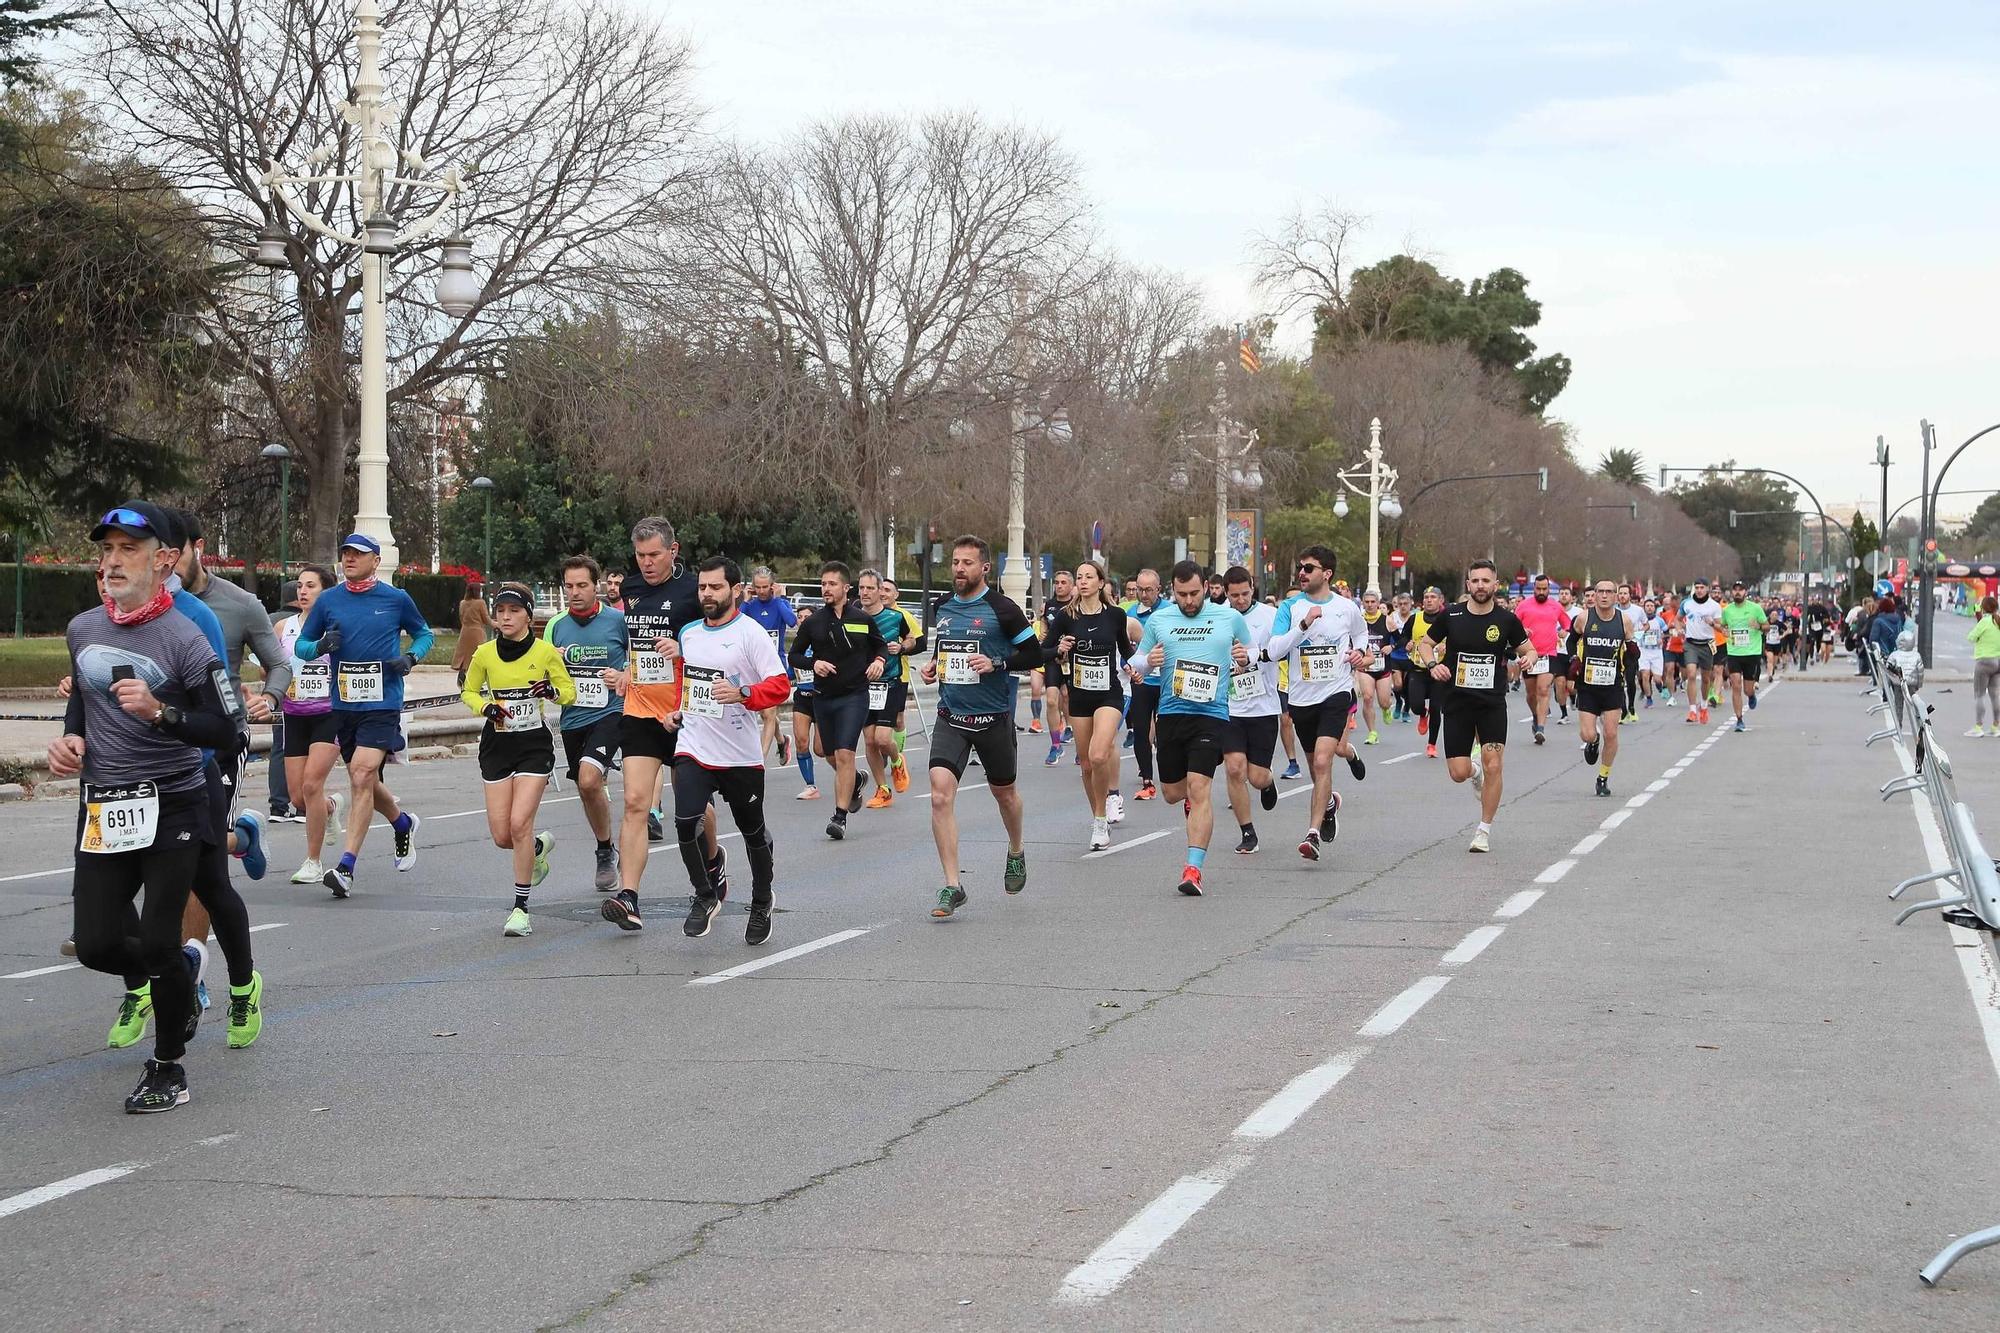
545, 555, 628, 890
1417, 559, 1536, 852
857, 568, 920, 806
788, 561, 886, 840
1516, 574, 1567, 745
1222, 567, 1281, 855
742, 566, 799, 765
1266, 545, 1372, 863
294, 534, 431, 898
1551, 584, 1577, 723
1036, 568, 1075, 764
1636, 596, 1666, 705
1134, 560, 1253, 895
1124, 569, 1164, 796
1680, 578, 1723, 722
1573, 580, 1630, 796
1719, 579, 1768, 732
673, 558, 791, 946
1615, 583, 1646, 722
920, 535, 1038, 918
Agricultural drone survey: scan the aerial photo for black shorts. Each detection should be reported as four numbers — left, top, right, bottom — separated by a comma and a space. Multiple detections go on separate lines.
814, 689, 869, 754
561, 715, 623, 781
866, 680, 909, 727
1235, 713, 1280, 770
1728, 653, 1762, 682
793, 689, 815, 721
1154, 711, 1239, 785
1442, 693, 1509, 758
931, 711, 1017, 785
1548, 653, 1572, 680
1066, 687, 1124, 718
1574, 683, 1626, 716
336, 709, 405, 761
282, 711, 339, 758
1289, 692, 1355, 751
619, 713, 679, 764
480, 726, 555, 783
1663, 648, 1683, 666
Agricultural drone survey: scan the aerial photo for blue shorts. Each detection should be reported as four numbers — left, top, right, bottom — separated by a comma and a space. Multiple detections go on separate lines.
336, 710, 405, 761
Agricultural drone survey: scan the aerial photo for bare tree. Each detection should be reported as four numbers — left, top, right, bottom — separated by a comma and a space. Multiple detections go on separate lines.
85, 0, 701, 555
650, 111, 1097, 563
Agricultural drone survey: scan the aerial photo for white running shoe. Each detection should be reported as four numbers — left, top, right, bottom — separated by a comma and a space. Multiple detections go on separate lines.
393, 812, 420, 872
328, 791, 347, 839
1469, 760, 1484, 794
1105, 793, 1125, 825
1469, 828, 1491, 853
289, 858, 323, 885
1089, 818, 1110, 851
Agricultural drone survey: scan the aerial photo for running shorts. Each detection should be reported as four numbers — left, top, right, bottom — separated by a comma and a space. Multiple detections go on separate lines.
1289, 691, 1355, 752
282, 711, 339, 758
865, 680, 908, 727
1728, 653, 1762, 682
480, 727, 555, 783
1154, 712, 1238, 785
1574, 683, 1626, 717
619, 713, 679, 763
1237, 713, 1280, 770
1547, 653, 1572, 680
336, 709, 405, 761
1442, 695, 1509, 758
1684, 640, 1715, 671
561, 715, 623, 781
793, 688, 815, 721
931, 710, 1017, 785
814, 689, 869, 754
1066, 686, 1124, 717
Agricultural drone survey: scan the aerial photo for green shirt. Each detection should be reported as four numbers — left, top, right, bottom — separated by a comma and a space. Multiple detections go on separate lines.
872, 605, 914, 681
1971, 617, 2000, 661
1719, 600, 1768, 657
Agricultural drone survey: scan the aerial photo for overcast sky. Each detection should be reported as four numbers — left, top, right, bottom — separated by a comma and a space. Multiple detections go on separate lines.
655, 0, 2000, 527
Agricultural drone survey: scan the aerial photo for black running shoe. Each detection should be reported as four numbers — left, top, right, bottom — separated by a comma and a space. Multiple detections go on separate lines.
1583, 739, 1600, 766
600, 889, 643, 931
1235, 828, 1259, 855
323, 864, 351, 899
1346, 752, 1366, 780
684, 893, 721, 938
647, 811, 664, 844
124, 1058, 188, 1114
745, 904, 773, 947
826, 812, 846, 841
1319, 792, 1341, 842
707, 846, 729, 902
1595, 774, 1611, 798
593, 844, 617, 892
1298, 829, 1321, 861
848, 784, 866, 815
1259, 781, 1277, 812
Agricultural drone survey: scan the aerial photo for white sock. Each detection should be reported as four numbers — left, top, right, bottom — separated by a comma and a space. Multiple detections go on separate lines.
1476, 821, 1492, 834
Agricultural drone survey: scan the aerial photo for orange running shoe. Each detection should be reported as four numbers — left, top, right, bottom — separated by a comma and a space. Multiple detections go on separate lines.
891, 759, 910, 793
866, 786, 893, 809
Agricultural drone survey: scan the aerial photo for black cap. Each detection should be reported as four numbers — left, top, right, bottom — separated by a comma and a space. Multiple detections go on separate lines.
90, 501, 179, 546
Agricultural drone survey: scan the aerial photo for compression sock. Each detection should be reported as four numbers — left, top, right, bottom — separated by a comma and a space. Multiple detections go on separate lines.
1031, 698, 1043, 722
1186, 846, 1207, 871
337, 851, 357, 874
514, 884, 530, 911
391, 811, 413, 836
597, 838, 612, 852
893, 729, 906, 753
1599, 764, 1611, 777
799, 752, 816, 785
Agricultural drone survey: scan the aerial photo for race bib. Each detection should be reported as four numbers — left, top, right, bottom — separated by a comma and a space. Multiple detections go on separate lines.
938, 637, 980, 686
1584, 658, 1618, 686
1525, 658, 1550, 677
292, 660, 331, 702
1229, 667, 1267, 703
1172, 660, 1220, 703
1071, 652, 1111, 692
1639, 631, 1660, 649
1455, 653, 1497, 691
631, 651, 673, 686
1728, 627, 1754, 653
492, 686, 544, 733
795, 666, 816, 686
337, 661, 384, 703
682, 664, 724, 718
1765, 627, 1782, 645
1298, 643, 1343, 683
868, 680, 890, 710
81, 781, 157, 854
572, 672, 609, 710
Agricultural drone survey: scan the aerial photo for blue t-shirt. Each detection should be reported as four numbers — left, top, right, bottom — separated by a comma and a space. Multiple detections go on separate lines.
172, 585, 234, 759
296, 582, 434, 712
1136, 600, 1252, 720
741, 594, 799, 657
1131, 602, 1164, 684
544, 606, 628, 731
932, 587, 1035, 718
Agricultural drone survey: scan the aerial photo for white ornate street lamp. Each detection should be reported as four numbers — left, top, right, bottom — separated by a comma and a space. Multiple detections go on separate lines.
1332, 417, 1402, 595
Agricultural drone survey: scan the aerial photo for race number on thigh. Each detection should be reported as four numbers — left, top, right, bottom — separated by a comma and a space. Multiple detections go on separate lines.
80, 782, 158, 854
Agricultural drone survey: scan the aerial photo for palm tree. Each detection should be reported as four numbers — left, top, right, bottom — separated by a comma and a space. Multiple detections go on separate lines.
1598, 447, 1647, 487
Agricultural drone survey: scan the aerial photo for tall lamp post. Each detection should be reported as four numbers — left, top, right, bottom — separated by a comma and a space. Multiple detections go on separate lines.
261, 442, 292, 574
470, 476, 495, 585
1331, 418, 1403, 595
249, 0, 481, 581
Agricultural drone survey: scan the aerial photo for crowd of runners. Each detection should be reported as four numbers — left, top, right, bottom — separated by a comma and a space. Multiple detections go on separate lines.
52, 498, 1848, 1114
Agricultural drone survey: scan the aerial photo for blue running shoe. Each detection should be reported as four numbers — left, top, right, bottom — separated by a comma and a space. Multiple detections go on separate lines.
1281, 759, 1301, 780
1045, 743, 1063, 766
231, 811, 266, 881
183, 942, 209, 1013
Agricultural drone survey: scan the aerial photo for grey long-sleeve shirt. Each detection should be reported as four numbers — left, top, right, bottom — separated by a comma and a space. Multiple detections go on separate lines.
194, 573, 292, 700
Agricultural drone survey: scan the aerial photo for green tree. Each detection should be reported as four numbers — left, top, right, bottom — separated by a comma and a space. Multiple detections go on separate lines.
1597, 447, 1647, 487
1847, 514, 1880, 601
1957, 494, 2000, 558
1667, 464, 1798, 582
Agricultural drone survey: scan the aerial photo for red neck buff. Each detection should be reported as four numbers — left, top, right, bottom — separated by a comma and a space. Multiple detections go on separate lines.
571, 600, 602, 624
344, 576, 378, 594
105, 584, 173, 627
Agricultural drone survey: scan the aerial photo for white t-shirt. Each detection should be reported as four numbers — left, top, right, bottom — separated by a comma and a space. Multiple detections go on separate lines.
1228, 601, 1281, 719
1682, 596, 1724, 644
673, 611, 788, 770
1619, 602, 1646, 637
1267, 592, 1369, 706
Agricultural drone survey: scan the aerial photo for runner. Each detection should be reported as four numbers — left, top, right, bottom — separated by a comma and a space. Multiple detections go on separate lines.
1661, 597, 1686, 701
1266, 545, 1372, 863
880, 577, 920, 767
1763, 596, 1787, 681
1515, 574, 1568, 746
1357, 588, 1394, 745
1386, 591, 1415, 722
1405, 586, 1447, 758
1636, 596, 1666, 706
857, 568, 920, 808
1615, 583, 1646, 722
1550, 584, 1576, 724
53, 503, 246, 1111
1573, 580, 1630, 797
1132, 560, 1254, 895
673, 558, 791, 946
461, 583, 573, 936
1124, 569, 1164, 798
1222, 567, 1281, 855
276, 565, 347, 884
1276, 652, 1302, 778
788, 561, 886, 840
598, 517, 723, 932
920, 535, 1037, 918
1036, 568, 1075, 765
292, 534, 431, 898
1046, 557, 1133, 849
1720, 579, 1768, 732
544, 556, 627, 891
741, 566, 799, 767
1416, 559, 1536, 852
1680, 578, 1723, 723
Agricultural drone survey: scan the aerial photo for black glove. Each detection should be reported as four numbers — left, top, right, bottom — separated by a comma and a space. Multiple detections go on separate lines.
319, 628, 342, 655
388, 652, 416, 677
482, 702, 505, 724
531, 679, 557, 700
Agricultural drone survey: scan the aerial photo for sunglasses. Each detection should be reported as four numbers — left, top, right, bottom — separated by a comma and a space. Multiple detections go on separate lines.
1295, 562, 1321, 573
98, 507, 157, 534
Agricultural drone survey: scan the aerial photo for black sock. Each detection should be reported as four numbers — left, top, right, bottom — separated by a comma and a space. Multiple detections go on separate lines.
514, 885, 530, 910
1240, 822, 1254, 836
597, 838, 612, 852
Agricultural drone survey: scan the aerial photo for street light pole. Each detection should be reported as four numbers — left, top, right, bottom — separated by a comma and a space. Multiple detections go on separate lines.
261, 442, 292, 574
471, 475, 495, 584
1332, 417, 1402, 595
1875, 434, 1890, 574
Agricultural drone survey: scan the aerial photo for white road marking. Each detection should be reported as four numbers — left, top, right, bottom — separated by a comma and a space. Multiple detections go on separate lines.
1494, 889, 1543, 919
1645, 779, 1671, 793
1569, 833, 1606, 857
1441, 925, 1504, 966
1232, 1050, 1366, 1140
5, 923, 286, 981
1084, 829, 1173, 859
0, 867, 65, 885
685, 928, 870, 987
1055, 1152, 1253, 1305
1625, 792, 1654, 808
0, 1163, 142, 1220
1380, 752, 1421, 765
1535, 859, 1575, 884
1662, 766, 1686, 778
1599, 809, 1632, 831
1356, 975, 1452, 1038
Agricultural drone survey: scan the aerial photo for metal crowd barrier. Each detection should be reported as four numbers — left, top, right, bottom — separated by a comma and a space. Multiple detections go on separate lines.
1865, 651, 2000, 1286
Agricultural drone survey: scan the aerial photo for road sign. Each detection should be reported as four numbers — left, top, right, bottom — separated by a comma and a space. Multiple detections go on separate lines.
1388, 549, 1407, 569
1875, 578, 1895, 597
1090, 520, 1104, 551
1926, 538, 1938, 553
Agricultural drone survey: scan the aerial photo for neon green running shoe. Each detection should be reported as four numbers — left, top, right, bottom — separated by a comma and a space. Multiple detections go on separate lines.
1365, 729, 1380, 745
1003, 850, 1027, 895
108, 985, 152, 1048
226, 971, 264, 1049
504, 906, 533, 937
530, 831, 553, 888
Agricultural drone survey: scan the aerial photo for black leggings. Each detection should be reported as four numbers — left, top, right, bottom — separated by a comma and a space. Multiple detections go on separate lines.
672, 759, 774, 906
1406, 669, 1444, 738
75, 838, 202, 1062
1128, 682, 1161, 782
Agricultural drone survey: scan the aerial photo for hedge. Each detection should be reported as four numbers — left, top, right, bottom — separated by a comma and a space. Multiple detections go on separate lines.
0, 564, 472, 633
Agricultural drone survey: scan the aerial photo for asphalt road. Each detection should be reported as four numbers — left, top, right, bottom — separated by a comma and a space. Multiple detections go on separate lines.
4, 668, 1999, 1331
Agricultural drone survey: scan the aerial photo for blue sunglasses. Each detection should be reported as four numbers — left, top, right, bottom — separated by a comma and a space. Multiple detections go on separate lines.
98, 507, 157, 533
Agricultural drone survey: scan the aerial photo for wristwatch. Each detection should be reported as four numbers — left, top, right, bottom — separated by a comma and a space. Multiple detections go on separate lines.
153, 703, 183, 730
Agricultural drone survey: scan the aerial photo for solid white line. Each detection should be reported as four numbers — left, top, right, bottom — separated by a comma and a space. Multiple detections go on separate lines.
1494, 889, 1543, 919
1599, 809, 1632, 831
1232, 1051, 1366, 1140
1645, 779, 1671, 793
0, 1163, 143, 1220
1084, 829, 1173, 859
685, 928, 870, 986
0, 867, 65, 885
1055, 1153, 1252, 1305
1380, 752, 1421, 765
1356, 975, 1452, 1038
1441, 925, 1504, 966
1535, 859, 1575, 884
1569, 833, 1606, 857
1625, 792, 1653, 808
5, 922, 286, 981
